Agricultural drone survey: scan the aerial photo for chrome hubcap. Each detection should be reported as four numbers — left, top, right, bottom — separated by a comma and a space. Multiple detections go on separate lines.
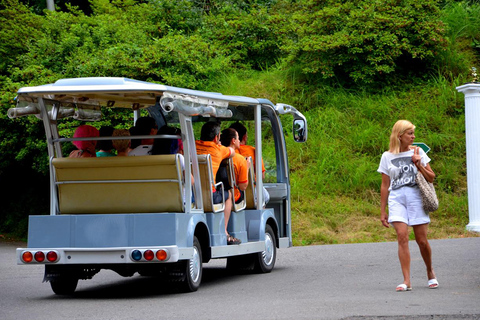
189, 246, 201, 283
262, 233, 274, 266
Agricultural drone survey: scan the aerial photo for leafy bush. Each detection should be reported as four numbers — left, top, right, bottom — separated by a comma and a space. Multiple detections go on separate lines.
434, 0, 480, 78
0, 0, 43, 75
278, 0, 448, 85
200, 4, 282, 70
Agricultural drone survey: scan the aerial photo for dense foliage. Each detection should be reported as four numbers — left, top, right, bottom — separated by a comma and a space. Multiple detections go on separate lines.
280, 0, 448, 84
0, 0, 479, 241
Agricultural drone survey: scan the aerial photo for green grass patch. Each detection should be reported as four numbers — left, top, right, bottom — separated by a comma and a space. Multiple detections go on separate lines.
209, 64, 479, 245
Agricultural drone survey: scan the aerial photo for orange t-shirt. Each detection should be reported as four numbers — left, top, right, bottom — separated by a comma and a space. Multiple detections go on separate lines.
232, 153, 248, 202
195, 140, 232, 180
238, 144, 265, 175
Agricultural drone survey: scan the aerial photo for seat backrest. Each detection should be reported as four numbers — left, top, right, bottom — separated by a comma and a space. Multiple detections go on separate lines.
245, 156, 256, 209
52, 154, 184, 214
197, 154, 224, 213
227, 158, 246, 212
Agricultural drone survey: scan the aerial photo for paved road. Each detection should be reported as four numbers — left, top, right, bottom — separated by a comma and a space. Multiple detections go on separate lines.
1, 238, 479, 320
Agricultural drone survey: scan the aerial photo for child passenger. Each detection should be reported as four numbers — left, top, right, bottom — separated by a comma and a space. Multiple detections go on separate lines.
96, 126, 115, 157
112, 129, 131, 156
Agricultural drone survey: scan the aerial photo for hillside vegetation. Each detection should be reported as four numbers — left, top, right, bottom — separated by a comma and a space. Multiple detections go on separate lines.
0, 0, 479, 243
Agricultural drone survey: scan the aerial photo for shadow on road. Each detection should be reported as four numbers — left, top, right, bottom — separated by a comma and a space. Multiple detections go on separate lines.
42, 265, 273, 299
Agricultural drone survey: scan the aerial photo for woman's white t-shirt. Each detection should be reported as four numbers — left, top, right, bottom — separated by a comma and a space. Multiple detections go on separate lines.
377, 148, 431, 191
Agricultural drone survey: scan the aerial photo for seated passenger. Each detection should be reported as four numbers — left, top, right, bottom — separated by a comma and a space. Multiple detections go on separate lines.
151, 126, 181, 156
196, 121, 240, 245
151, 126, 194, 203
96, 126, 115, 157
129, 117, 158, 156
69, 125, 99, 158
229, 122, 270, 205
220, 128, 249, 204
112, 129, 131, 157
129, 125, 140, 149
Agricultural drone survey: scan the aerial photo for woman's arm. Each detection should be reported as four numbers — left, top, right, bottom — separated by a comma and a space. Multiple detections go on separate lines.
412, 148, 436, 183
380, 173, 390, 228
417, 163, 435, 183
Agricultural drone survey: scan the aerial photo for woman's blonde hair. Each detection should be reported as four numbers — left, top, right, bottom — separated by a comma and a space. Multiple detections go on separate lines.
112, 129, 131, 152
389, 120, 415, 154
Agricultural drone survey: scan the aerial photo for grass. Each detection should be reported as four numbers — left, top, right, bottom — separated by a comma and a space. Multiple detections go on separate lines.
208, 55, 479, 245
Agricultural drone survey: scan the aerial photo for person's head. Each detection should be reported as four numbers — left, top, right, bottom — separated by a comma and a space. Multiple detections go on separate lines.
220, 128, 239, 149
112, 129, 131, 154
151, 125, 181, 155
129, 125, 140, 148
200, 121, 221, 142
229, 122, 247, 144
133, 117, 158, 146
97, 126, 114, 151
389, 120, 416, 154
135, 117, 158, 136
72, 125, 99, 153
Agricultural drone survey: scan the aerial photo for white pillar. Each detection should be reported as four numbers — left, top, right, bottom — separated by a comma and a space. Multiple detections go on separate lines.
456, 83, 480, 232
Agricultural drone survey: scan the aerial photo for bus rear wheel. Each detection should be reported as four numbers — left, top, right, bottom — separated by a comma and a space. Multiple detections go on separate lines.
50, 277, 78, 295
178, 236, 202, 292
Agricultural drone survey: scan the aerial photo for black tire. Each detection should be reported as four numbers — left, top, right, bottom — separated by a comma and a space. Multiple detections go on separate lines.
178, 236, 202, 292
253, 224, 276, 273
50, 277, 78, 295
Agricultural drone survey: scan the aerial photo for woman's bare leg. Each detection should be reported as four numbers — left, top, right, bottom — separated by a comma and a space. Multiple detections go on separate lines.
413, 223, 436, 281
392, 222, 411, 288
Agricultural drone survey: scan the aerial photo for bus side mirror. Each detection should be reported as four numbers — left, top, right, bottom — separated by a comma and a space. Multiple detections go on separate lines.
293, 119, 307, 143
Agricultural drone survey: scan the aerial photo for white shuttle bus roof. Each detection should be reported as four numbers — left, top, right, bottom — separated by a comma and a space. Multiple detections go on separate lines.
16, 77, 262, 109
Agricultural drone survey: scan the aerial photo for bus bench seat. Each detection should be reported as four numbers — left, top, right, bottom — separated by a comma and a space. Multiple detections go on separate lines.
197, 154, 225, 213
52, 154, 184, 214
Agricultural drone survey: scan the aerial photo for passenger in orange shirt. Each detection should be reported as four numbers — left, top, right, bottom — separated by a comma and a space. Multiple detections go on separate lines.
220, 128, 249, 204
229, 122, 270, 205
230, 122, 265, 177
196, 122, 240, 245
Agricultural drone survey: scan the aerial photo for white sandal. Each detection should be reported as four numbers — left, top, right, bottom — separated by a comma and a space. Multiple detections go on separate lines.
396, 284, 412, 292
428, 278, 439, 289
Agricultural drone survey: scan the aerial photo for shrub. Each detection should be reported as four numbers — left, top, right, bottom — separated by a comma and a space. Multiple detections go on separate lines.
279, 0, 448, 85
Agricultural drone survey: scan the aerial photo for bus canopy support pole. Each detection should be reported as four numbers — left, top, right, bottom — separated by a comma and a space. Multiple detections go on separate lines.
254, 104, 263, 209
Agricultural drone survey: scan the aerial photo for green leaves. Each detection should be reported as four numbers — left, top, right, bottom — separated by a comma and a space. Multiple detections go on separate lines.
279, 0, 448, 84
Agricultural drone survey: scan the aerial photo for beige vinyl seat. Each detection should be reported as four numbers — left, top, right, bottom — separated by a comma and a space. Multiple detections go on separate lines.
244, 157, 256, 209
197, 154, 225, 213
225, 158, 246, 212
52, 154, 184, 214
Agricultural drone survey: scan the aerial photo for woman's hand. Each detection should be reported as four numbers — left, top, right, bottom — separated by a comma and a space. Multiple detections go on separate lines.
412, 147, 436, 183
412, 147, 422, 165
381, 211, 390, 228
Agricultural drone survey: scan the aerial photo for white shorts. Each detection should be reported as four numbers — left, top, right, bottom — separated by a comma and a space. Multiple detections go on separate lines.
388, 186, 430, 226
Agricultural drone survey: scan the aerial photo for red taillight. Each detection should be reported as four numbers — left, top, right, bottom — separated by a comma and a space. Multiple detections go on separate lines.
144, 250, 154, 261
34, 251, 45, 262
46, 251, 58, 262
156, 250, 167, 261
22, 251, 33, 263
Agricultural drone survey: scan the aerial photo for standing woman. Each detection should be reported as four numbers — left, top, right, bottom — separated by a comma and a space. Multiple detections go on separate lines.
378, 120, 439, 292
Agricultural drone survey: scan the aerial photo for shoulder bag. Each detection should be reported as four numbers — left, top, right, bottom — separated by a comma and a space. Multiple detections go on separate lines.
415, 171, 439, 212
